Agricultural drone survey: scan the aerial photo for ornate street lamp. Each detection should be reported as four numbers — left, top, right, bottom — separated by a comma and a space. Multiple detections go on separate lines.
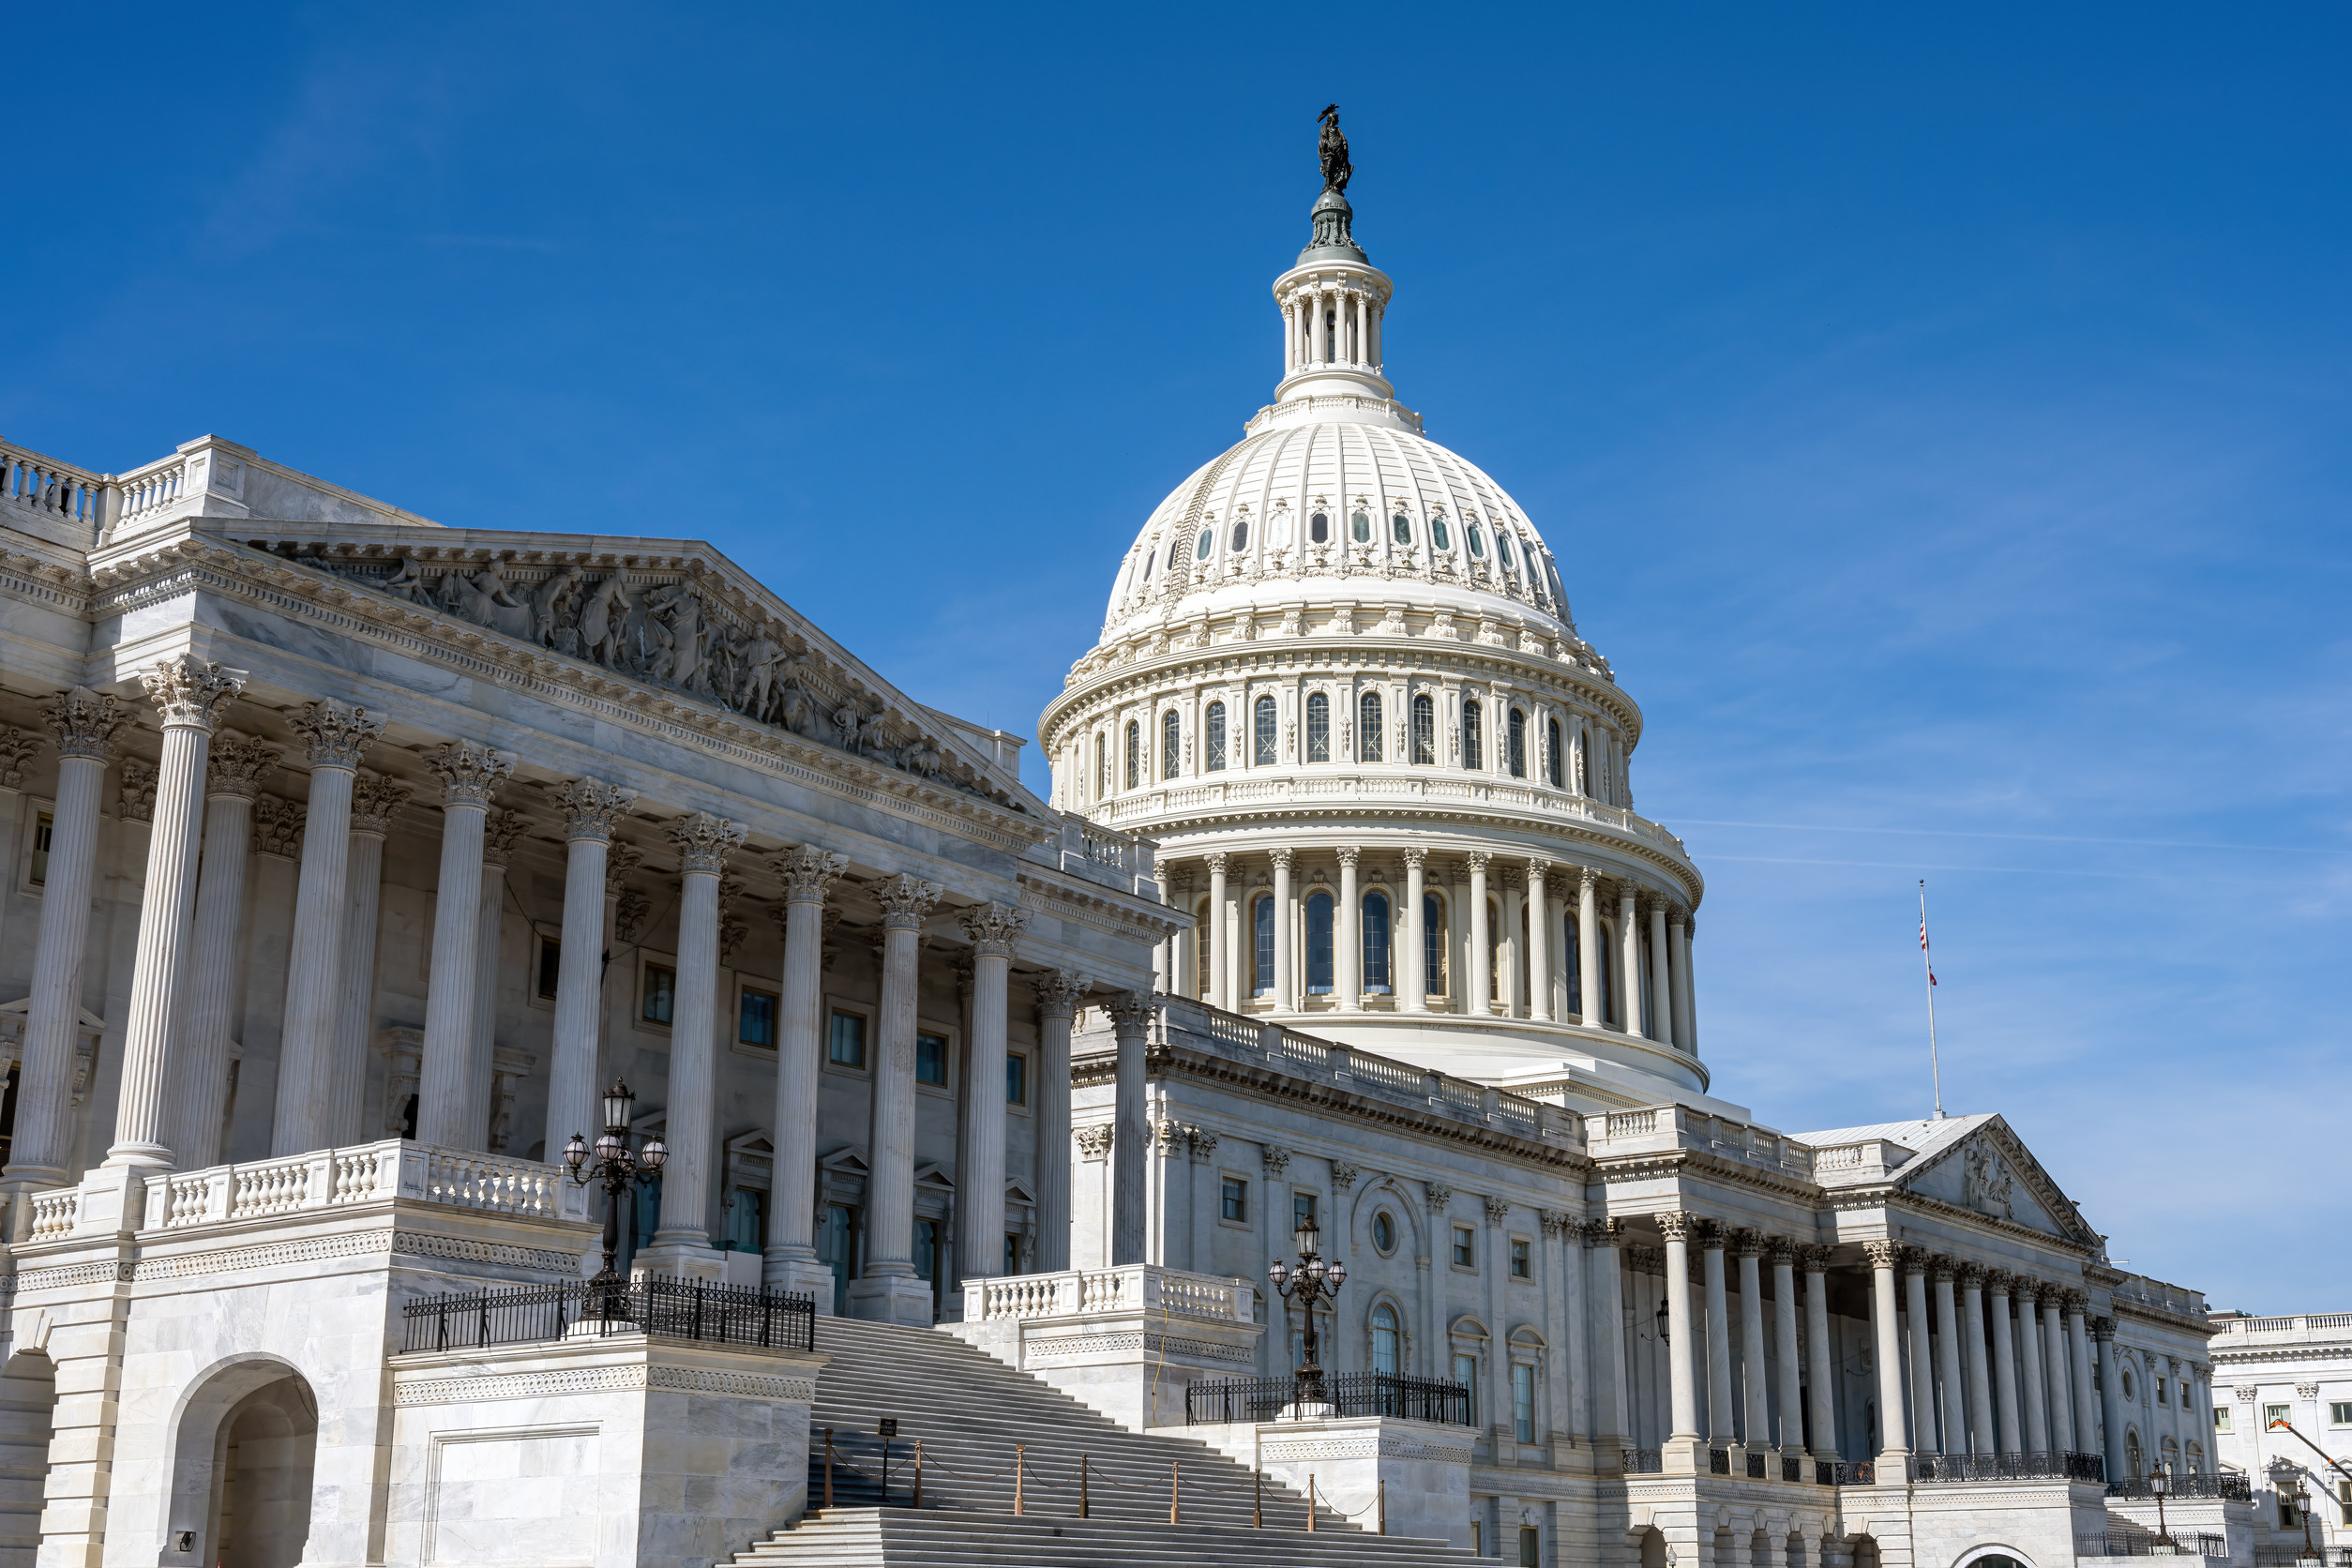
562, 1078, 669, 1305
2148, 1458, 2176, 1552
2294, 1479, 2320, 1566
1269, 1212, 1346, 1410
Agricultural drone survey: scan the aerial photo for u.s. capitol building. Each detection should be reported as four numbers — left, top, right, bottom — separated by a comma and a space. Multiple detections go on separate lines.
0, 121, 2244, 1568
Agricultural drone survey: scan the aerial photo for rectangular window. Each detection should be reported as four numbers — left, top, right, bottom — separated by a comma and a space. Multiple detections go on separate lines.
1205, 702, 1227, 772
1510, 1238, 1530, 1278
1513, 1361, 1535, 1443
1005, 1051, 1028, 1106
1306, 694, 1330, 762
1453, 1226, 1475, 1268
1294, 1191, 1318, 1233
28, 811, 53, 888
1454, 1353, 1478, 1425
2266, 1403, 2291, 1428
2332, 1402, 2352, 1428
738, 985, 778, 1048
1470, 1523, 1482, 1559
1221, 1177, 1247, 1222
1005, 1233, 1021, 1275
1519, 1525, 1541, 1568
641, 963, 675, 1026
2338, 1480, 2351, 1528
2213, 1406, 2231, 1432
916, 1031, 949, 1086
723, 1187, 764, 1252
535, 934, 562, 1000
828, 1009, 867, 1069
2157, 1378, 2169, 1406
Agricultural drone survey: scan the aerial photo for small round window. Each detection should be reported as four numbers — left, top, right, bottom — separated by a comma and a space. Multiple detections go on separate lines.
1350, 509, 1372, 543
2122, 1371, 2135, 1400
1392, 512, 1412, 546
1372, 1211, 1396, 1254
1195, 528, 1214, 562
1467, 522, 1487, 559
1310, 510, 1330, 543
1431, 513, 1452, 550
1497, 531, 1515, 568
1229, 518, 1250, 551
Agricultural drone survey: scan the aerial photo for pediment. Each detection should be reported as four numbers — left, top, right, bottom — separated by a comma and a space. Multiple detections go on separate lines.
1894, 1118, 2098, 1247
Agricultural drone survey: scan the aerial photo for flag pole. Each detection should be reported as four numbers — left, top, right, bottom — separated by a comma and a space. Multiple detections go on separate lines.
1919, 879, 1944, 1120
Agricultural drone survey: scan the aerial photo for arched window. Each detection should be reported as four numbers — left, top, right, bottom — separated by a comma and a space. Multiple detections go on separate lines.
1545, 718, 1562, 787
2124, 1429, 2144, 1481
1363, 890, 1392, 994
1595, 920, 1614, 1025
1195, 897, 1213, 995
1205, 701, 1228, 772
1124, 719, 1140, 790
1424, 891, 1445, 996
1371, 1304, 1401, 1376
1463, 699, 1484, 769
1254, 695, 1277, 765
1310, 510, 1330, 544
1140, 549, 1155, 581
1161, 710, 1180, 779
1252, 894, 1275, 998
1410, 693, 1435, 764
1094, 732, 1108, 799
1497, 531, 1516, 568
1229, 518, 1249, 552
1431, 511, 1452, 550
1359, 691, 1383, 761
2185, 1440, 2205, 1475
1393, 512, 1412, 545
1507, 708, 1527, 777
1305, 892, 1335, 994
1350, 508, 1372, 543
1468, 521, 1487, 559
1305, 692, 1331, 762
1563, 915, 1581, 1017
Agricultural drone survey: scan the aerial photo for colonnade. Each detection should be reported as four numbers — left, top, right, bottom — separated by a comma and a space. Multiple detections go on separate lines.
0, 657, 1125, 1320
1284, 278, 1382, 374
1161, 847, 1697, 1052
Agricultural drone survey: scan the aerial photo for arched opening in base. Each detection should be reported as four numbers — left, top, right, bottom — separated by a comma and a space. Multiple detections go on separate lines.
0, 1352, 57, 1568
163, 1360, 317, 1568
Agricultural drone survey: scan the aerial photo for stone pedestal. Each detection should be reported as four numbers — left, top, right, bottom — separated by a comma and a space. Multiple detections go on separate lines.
1188, 1415, 1473, 1548
846, 1271, 938, 1328
629, 1241, 728, 1284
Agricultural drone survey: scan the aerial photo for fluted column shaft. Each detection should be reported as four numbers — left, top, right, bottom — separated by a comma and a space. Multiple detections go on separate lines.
2016, 1284, 2049, 1453
1500, 877, 1525, 1018
1904, 1259, 1937, 1453
2094, 1322, 2124, 1480
2067, 1301, 2100, 1463
1031, 974, 1085, 1274
1205, 853, 1229, 1010
1735, 1242, 1769, 1446
1703, 1231, 1734, 1441
1467, 854, 1491, 1014
168, 734, 276, 1170
328, 777, 404, 1148
1526, 863, 1552, 1022
1989, 1278, 2023, 1455
460, 809, 524, 1151
1587, 1225, 1629, 1450
1336, 848, 1361, 1008
2043, 1295, 2074, 1452
652, 813, 743, 1253
1648, 902, 1673, 1048
416, 742, 509, 1148
1772, 1246, 1803, 1451
1618, 886, 1644, 1037
112, 657, 244, 1168
272, 701, 379, 1157
1962, 1271, 1996, 1455
1401, 851, 1427, 1011
1108, 993, 1152, 1265
1667, 912, 1692, 1048
1659, 1217, 1700, 1442
1272, 850, 1296, 1010
8, 690, 126, 1188
1802, 1253, 1838, 1458
1934, 1267, 1966, 1454
545, 781, 633, 1158
1677, 916, 1699, 1051
758, 848, 843, 1299
957, 903, 1024, 1282
1866, 1243, 1911, 1459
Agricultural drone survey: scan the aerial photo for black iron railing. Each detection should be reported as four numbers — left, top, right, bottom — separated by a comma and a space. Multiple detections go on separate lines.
2253, 1548, 2352, 1566
1908, 1451, 2106, 1484
1781, 1455, 1805, 1484
1709, 1447, 1731, 1474
2082, 1531, 2229, 1558
1817, 1459, 1876, 1485
401, 1277, 815, 1354
2107, 1471, 2252, 1502
1746, 1451, 1768, 1479
1183, 1373, 1470, 1426
1622, 1448, 1664, 1474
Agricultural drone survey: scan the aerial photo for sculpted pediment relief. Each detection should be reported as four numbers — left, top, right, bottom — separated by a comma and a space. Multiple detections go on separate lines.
1897, 1121, 2094, 1246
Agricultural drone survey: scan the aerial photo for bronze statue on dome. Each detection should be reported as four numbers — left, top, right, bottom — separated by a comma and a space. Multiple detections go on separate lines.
1318, 104, 1351, 193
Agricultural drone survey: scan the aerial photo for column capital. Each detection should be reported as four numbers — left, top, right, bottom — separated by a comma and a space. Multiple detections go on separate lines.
1769, 1237, 1799, 1267
1982, 1267, 2015, 1295
1335, 845, 1361, 867
1498, 864, 1525, 891
285, 699, 384, 769
1464, 850, 1490, 874
1106, 989, 1154, 1034
1583, 1216, 1624, 1248
1576, 864, 1599, 893
1203, 850, 1229, 875
1482, 1195, 1511, 1228
1899, 1245, 1932, 1276
1654, 1210, 1699, 1243
1954, 1259, 1987, 1288
1525, 855, 1553, 891
772, 845, 851, 903
1269, 846, 1295, 869
874, 871, 941, 928
608, 840, 645, 882
1033, 969, 1091, 1021
1538, 1209, 1576, 1239
1862, 1240, 1904, 1271
1614, 879, 1640, 907
553, 778, 638, 841
481, 807, 528, 869
1796, 1243, 1834, 1274
204, 732, 282, 799
957, 900, 1026, 958
139, 655, 246, 731
666, 811, 746, 876
1731, 1229, 1767, 1259
2012, 1276, 2043, 1306
1188, 1126, 1221, 1161
2062, 1287, 2091, 1313
39, 686, 131, 761
1400, 846, 1426, 869
1667, 906, 1690, 930
1930, 1254, 1958, 1284
1422, 1179, 1451, 1213
1261, 1143, 1291, 1176
426, 740, 514, 807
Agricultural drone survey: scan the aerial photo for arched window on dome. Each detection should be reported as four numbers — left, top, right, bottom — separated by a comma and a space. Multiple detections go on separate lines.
1161, 710, 1181, 779
1497, 531, 1516, 569
1410, 693, 1435, 764
1310, 510, 1330, 544
1252, 893, 1275, 998
1195, 897, 1213, 996
1393, 512, 1413, 546
1350, 509, 1372, 544
1305, 693, 1331, 762
1467, 521, 1487, 559
1268, 509, 1291, 550
1195, 528, 1214, 562
1094, 732, 1108, 801
1140, 548, 1155, 582
1229, 518, 1249, 552
1254, 695, 1277, 765
1305, 891, 1335, 994
1362, 889, 1392, 995
1205, 701, 1228, 772
1507, 708, 1527, 777
1563, 913, 1582, 1018
1462, 699, 1484, 770
1424, 891, 1447, 997
1124, 719, 1139, 790
1431, 512, 1452, 551
1358, 691, 1383, 761
1545, 718, 1562, 787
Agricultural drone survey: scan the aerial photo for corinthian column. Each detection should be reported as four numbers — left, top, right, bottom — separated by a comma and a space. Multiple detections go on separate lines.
1655, 1213, 1701, 1445
1400, 849, 1427, 1011
1031, 972, 1089, 1274
110, 656, 245, 1170
463, 807, 526, 1148
544, 779, 636, 1159
849, 872, 940, 1323
1618, 883, 1644, 1038
1577, 867, 1602, 1027
1466, 852, 1491, 1014
2043, 1290, 2075, 1452
1801, 1245, 1839, 1458
1933, 1258, 1966, 1455
415, 741, 512, 1149
1702, 1225, 1734, 1443
1904, 1251, 1939, 1454
1335, 847, 1361, 1008
1864, 1241, 1911, 1463
1526, 859, 1552, 1022
956, 901, 1025, 1283
166, 733, 280, 1169
271, 700, 384, 1157
2015, 1280, 2049, 1454
1108, 990, 1153, 1266
4, 689, 128, 1198
763, 845, 848, 1302
1987, 1271, 2023, 1455
1772, 1241, 1804, 1452
1648, 899, 1674, 1049
2066, 1291, 2100, 1462
648, 811, 746, 1264
1270, 849, 1296, 1010
1736, 1232, 1770, 1446
1204, 852, 1229, 1010
327, 772, 410, 1147
1666, 909, 1693, 1049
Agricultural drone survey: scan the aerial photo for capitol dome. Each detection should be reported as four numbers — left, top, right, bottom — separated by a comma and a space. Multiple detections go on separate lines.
1042, 133, 1711, 1113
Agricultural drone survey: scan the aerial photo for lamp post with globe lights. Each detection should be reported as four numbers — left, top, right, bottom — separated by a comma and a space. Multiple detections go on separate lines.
2148, 1459, 2176, 1553
2294, 1479, 2320, 1566
1269, 1212, 1346, 1411
562, 1078, 668, 1306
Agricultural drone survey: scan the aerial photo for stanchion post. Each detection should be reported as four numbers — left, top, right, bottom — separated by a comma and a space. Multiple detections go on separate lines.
912, 1440, 923, 1510
1308, 1474, 1318, 1532
1378, 1477, 1386, 1535
1014, 1443, 1026, 1515
822, 1428, 835, 1510
1079, 1455, 1090, 1519
1253, 1467, 1262, 1529
1170, 1459, 1181, 1525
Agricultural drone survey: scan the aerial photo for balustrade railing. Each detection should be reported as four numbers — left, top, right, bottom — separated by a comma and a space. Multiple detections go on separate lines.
402, 1277, 814, 1354
1816, 1459, 1876, 1485
0, 445, 107, 530
1909, 1451, 2105, 1484
1606, 1110, 1657, 1137
26, 1188, 79, 1241
2106, 1470, 2250, 1501
1621, 1448, 1664, 1474
1184, 1373, 1470, 1426
2084, 1532, 2231, 1559
962, 1263, 1251, 1324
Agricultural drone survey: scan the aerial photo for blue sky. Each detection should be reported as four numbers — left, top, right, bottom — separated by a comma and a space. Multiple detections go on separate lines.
8, 4, 2346, 1307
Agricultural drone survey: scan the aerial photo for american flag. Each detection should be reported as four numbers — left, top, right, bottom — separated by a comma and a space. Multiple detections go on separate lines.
1920, 914, 1937, 986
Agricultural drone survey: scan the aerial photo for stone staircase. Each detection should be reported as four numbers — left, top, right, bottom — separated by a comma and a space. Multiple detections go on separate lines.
728, 1317, 1470, 1565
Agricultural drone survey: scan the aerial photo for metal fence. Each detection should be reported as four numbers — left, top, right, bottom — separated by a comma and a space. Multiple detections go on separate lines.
1908, 1451, 2106, 1484
2080, 1531, 2229, 1558
1817, 1460, 1877, 1485
401, 1277, 815, 1354
1184, 1374, 1470, 1426
2106, 1471, 2253, 1502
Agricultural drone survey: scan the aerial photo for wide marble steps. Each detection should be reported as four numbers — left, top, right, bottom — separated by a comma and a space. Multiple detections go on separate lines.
732, 1508, 1470, 1568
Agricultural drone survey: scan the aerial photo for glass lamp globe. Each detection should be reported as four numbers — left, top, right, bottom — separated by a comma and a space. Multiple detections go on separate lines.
639, 1136, 669, 1171
562, 1133, 589, 1171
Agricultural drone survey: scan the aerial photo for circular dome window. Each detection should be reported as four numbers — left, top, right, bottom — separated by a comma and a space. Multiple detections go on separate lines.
1431, 513, 1452, 550
1372, 1211, 1396, 1255
1467, 522, 1486, 559
1310, 511, 1330, 543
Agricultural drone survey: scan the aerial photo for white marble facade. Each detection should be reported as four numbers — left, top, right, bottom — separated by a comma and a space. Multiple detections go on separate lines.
2208, 1310, 2352, 1560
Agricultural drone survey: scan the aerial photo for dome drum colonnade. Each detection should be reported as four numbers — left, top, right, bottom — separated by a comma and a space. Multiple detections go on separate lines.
1040, 161, 1705, 1100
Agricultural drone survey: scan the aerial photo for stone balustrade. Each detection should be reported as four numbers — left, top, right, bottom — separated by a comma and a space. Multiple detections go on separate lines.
966, 1262, 1254, 1326
1583, 1101, 1814, 1180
